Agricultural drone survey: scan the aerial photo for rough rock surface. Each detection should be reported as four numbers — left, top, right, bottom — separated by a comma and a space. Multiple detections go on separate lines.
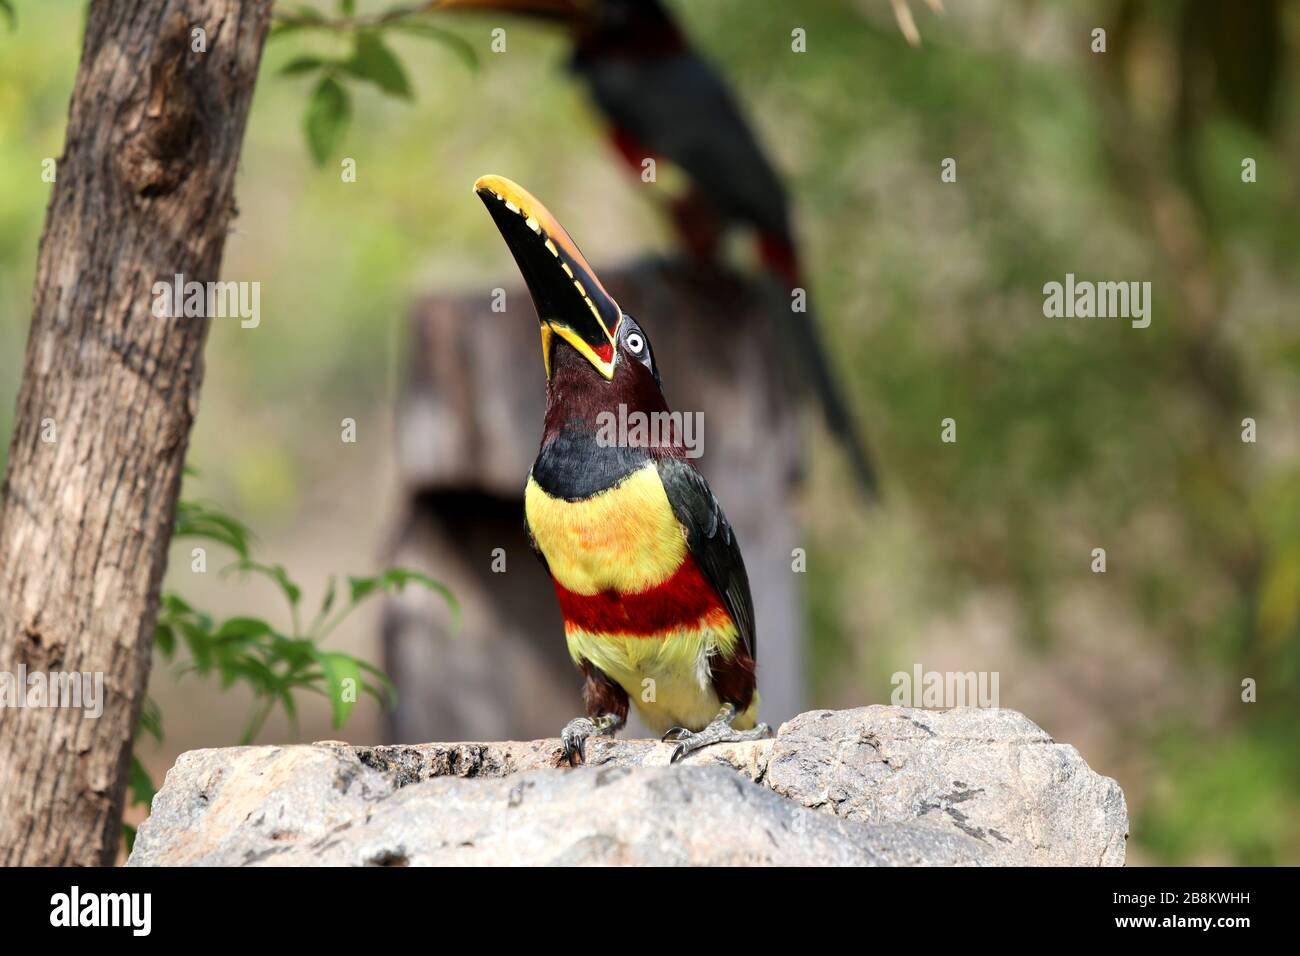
127, 707, 1128, 866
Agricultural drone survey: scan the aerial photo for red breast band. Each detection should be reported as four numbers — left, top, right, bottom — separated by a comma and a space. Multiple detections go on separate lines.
554, 555, 728, 636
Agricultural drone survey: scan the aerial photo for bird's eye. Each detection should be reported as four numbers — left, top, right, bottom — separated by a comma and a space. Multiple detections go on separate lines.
625, 332, 644, 354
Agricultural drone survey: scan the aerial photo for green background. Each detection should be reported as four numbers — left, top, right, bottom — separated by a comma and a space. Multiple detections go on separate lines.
1, 0, 1297, 864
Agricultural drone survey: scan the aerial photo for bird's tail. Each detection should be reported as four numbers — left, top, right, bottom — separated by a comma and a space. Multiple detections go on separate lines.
759, 237, 880, 500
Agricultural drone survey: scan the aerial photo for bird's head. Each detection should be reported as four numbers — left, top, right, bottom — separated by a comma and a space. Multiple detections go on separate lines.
474, 174, 668, 420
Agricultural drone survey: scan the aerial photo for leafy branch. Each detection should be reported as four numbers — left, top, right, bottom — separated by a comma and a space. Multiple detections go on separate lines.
274, 0, 441, 33
272, 0, 477, 164
3, 2, 475, 161
126, 492, 457, 851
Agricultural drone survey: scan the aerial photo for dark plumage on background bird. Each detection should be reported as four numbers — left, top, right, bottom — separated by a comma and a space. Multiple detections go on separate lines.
474, 174, 769, 763
432, 0, 880, 497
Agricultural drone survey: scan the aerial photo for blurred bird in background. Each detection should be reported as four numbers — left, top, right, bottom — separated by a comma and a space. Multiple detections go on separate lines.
430, 0, 879, 493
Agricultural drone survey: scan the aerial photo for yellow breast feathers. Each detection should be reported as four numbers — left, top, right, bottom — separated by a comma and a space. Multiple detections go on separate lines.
524, 463, 686, 596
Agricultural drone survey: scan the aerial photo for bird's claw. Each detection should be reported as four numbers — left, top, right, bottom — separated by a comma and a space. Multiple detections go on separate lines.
561, 717, 598, 767
561, 713, 624, 766
668, 720, 772, 763
661, 725, 691, 742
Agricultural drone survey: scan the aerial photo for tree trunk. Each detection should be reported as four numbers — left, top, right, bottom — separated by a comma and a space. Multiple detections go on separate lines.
0, 0, 272, 866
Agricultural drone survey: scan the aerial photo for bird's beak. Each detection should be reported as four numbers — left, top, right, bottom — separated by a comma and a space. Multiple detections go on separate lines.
475, 174, 621, 380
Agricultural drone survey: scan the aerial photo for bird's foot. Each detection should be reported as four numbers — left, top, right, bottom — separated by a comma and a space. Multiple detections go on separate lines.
560, 713, 623, 767
666, 704, 771, 763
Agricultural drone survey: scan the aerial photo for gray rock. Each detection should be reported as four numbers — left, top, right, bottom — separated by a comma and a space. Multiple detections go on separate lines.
128, 706, 1127, 866
127, 745, 392, 867
764, 707, 1129, 866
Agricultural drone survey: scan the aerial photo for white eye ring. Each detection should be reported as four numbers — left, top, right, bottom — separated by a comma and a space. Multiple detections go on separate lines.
626, 332, 644, 354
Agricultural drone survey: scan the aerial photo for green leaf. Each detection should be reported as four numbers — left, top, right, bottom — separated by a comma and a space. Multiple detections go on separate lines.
216, 657, 240, 689
213, 616, 274, 644
280, 55, 328, 76
287, 672, 328, 691
227, 560, 303, 608
123, 823, 137, 855
269, 22, 310, 41
342, 31, 413, 100
320, 575, 337, 618
270, 634, 319, 670
128, 754, 157, 810
0, 1, 15, 31
161, 593, 196, 617
179, 619, 215, 672
136, 698, 164, 745
305, 74, 351, 166
382, 568, 461, 628
174, 500, 252, 559
344, 568, 459, 633
279, 685, 299, 723
154, 621, 176, 659
339, 0, 356, 15
286, 3, 326, 19
347, 574, 380, 604
386, 20, 479, 73
268, 3, 329, 40
358, 659, 398, 709
234, 655, 283, 694
313, 650, 362, 728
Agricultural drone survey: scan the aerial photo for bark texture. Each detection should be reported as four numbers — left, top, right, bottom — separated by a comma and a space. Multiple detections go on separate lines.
0, 0, 272, 865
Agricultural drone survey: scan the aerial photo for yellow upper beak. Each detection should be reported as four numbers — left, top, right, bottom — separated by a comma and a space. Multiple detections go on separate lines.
474, 174, 621, 380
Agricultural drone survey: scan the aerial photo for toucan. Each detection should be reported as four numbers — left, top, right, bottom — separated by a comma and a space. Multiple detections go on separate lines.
432, 0, 880, 497
474, 174, 769, 764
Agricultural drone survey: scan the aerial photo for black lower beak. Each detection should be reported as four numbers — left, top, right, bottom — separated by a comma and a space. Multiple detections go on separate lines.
475, 175, 621, 379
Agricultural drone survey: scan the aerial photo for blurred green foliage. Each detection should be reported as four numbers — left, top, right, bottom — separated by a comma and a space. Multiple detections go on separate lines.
126, 483, 457, 852
1, 0, 1297, 864
273, 1, 479, 164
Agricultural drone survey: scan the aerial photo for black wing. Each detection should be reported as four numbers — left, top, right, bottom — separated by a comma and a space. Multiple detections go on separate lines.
577, 54, 793, 245
657, 457, 756, 661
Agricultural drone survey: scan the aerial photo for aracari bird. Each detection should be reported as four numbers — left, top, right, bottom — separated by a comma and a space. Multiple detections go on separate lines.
432, 0, 879, 496
474, 174, 769, 763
